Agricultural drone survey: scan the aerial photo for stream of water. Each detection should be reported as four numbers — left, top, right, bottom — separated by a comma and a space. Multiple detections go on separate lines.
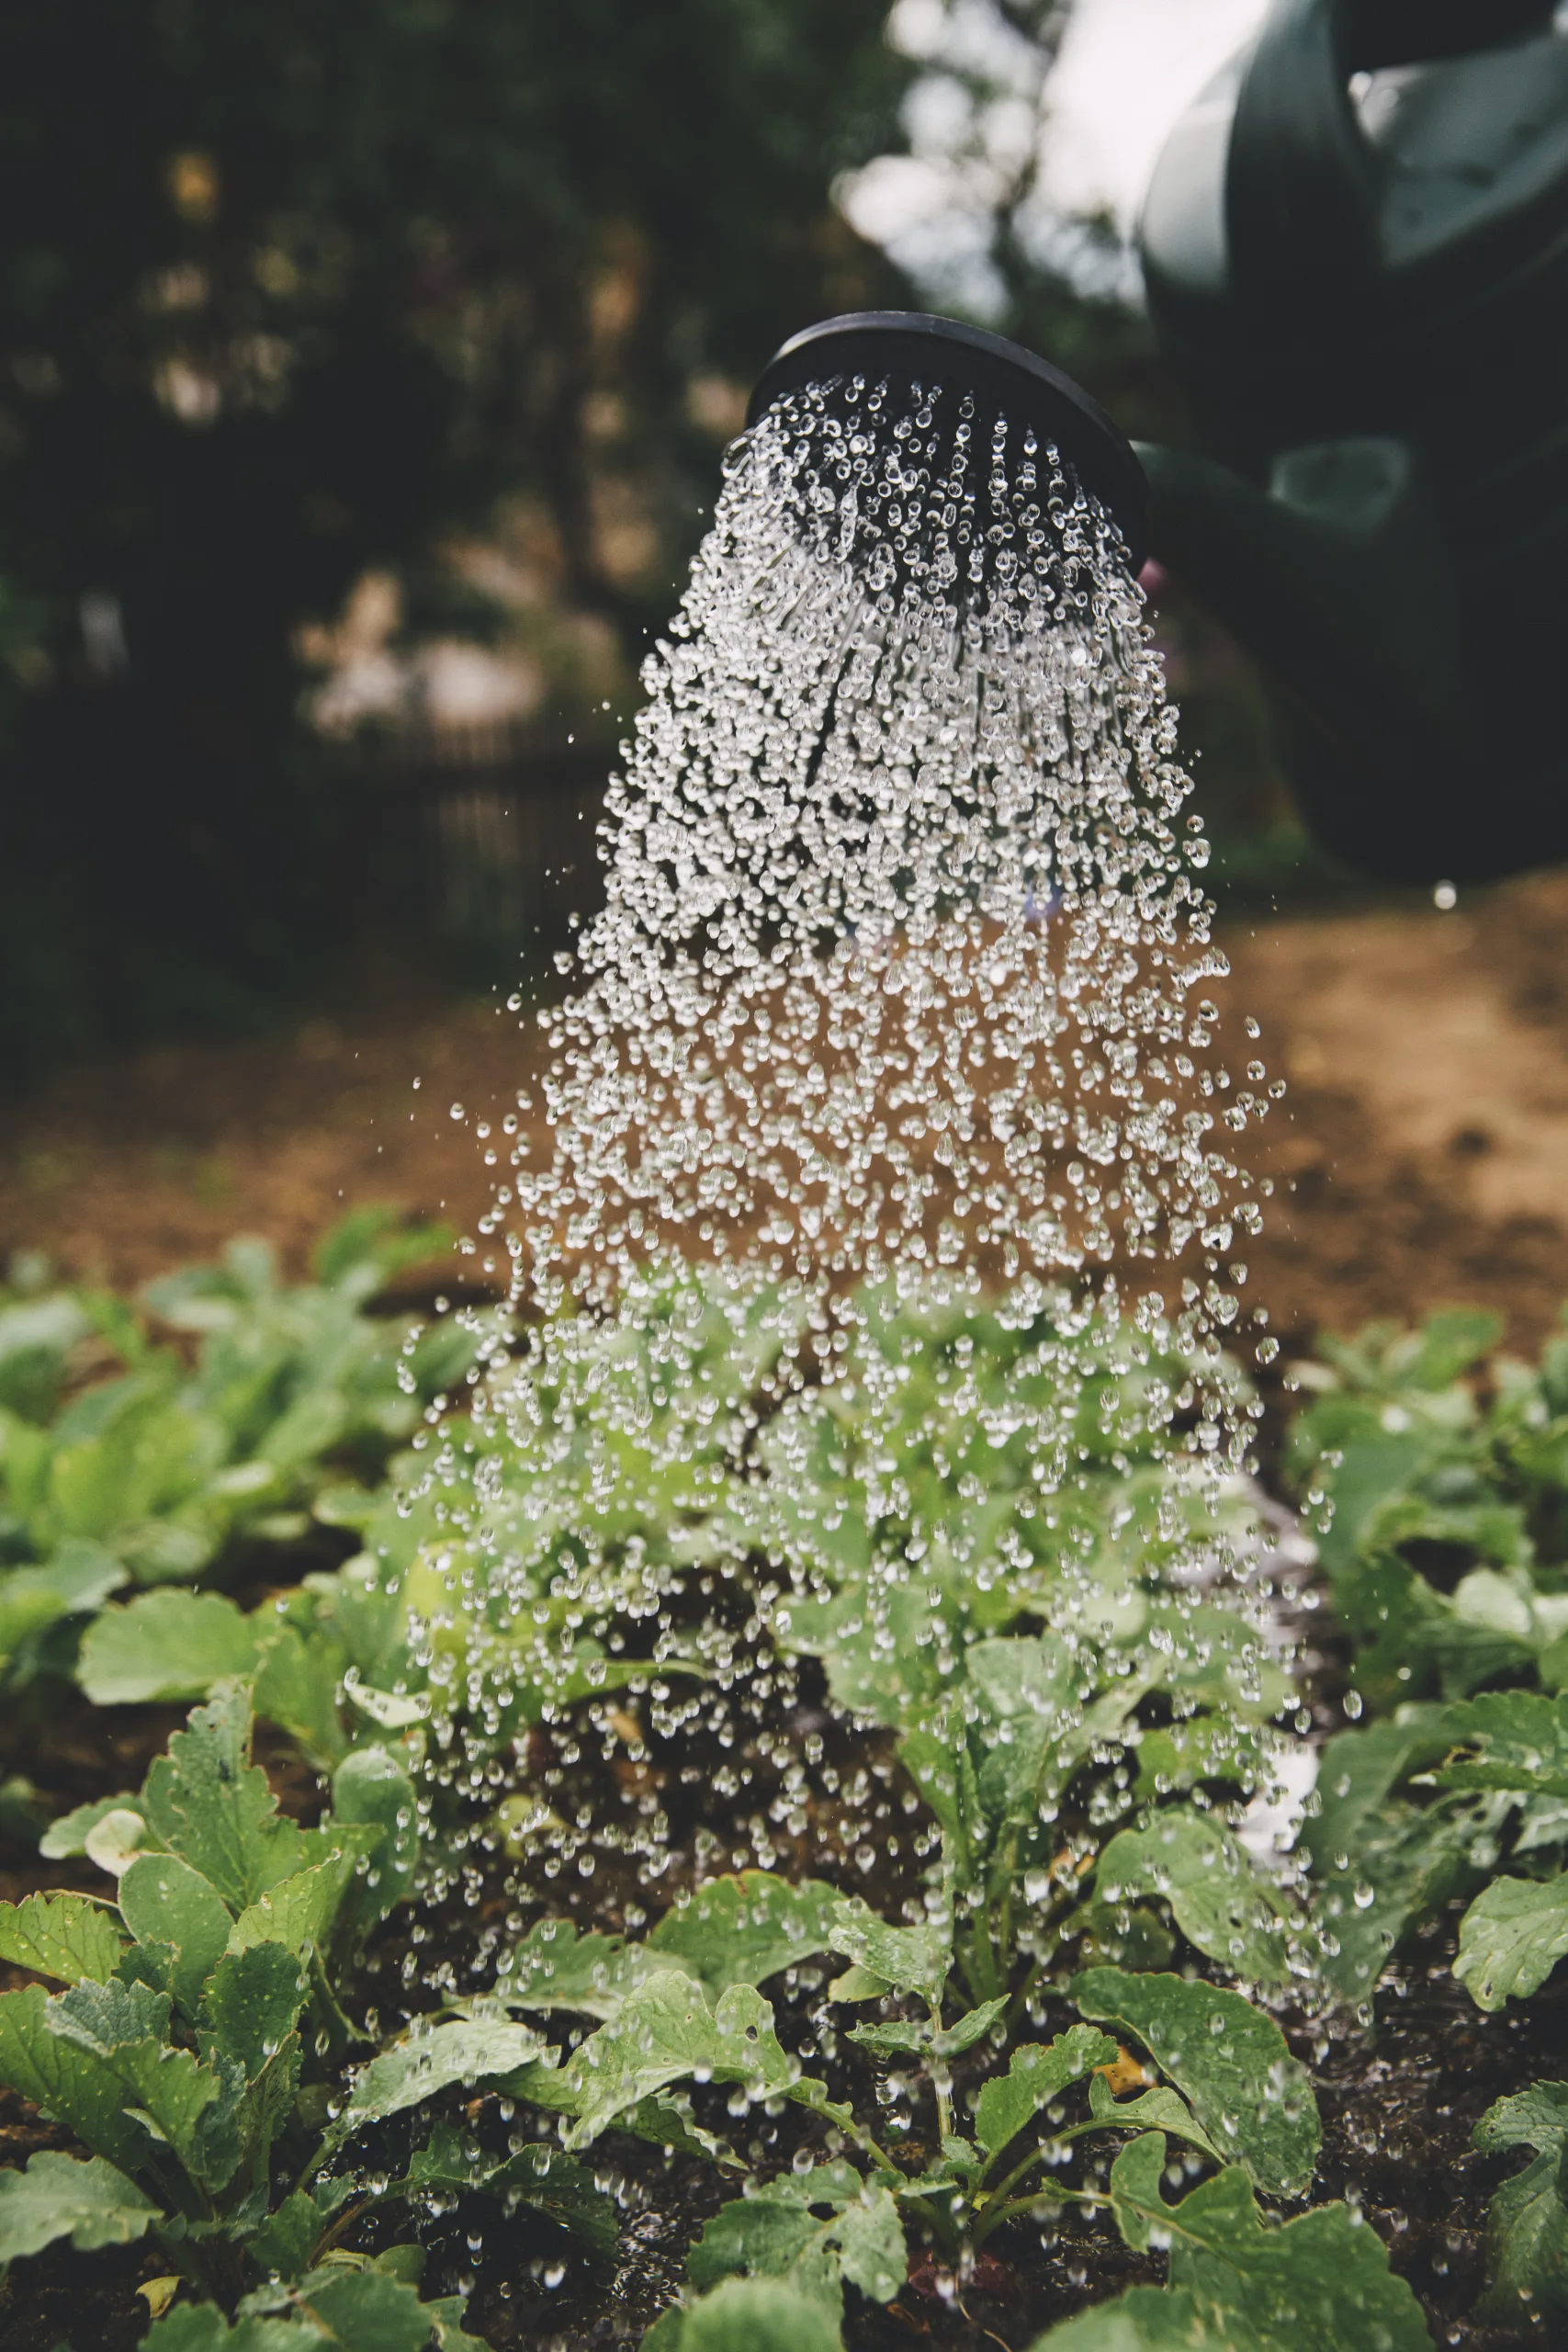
423, 362, 1281, 1917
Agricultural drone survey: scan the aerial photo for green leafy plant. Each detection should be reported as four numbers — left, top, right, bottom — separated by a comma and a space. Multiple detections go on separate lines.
1286, 1306, 1568, 1711
482, 1866, 1422, 2351
0, 1210, 474, 1696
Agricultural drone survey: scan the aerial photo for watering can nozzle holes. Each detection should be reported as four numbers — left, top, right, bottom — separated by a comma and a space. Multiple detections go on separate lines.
747, 311, 1150, 577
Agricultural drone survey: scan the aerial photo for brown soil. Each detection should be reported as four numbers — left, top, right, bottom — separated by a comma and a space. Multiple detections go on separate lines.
8, 872, 1568, 1359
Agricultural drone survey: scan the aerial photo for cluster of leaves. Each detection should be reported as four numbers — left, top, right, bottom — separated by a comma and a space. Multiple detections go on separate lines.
454, 1854, 1426, 2352
0, 1208, 474, 1698
0, 1677, 667, 2346
40, 1239, 1568, 2345
1288, 1305, 1568, 2328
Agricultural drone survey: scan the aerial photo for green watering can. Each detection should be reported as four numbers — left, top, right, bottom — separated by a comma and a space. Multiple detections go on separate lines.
1136, 0, 1568, 880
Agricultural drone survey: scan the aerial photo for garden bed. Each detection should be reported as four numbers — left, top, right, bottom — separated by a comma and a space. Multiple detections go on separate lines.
4, 1216, 1568, 2346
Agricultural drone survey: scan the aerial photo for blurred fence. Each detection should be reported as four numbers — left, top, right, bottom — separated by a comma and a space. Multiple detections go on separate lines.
335, 720, 615, 978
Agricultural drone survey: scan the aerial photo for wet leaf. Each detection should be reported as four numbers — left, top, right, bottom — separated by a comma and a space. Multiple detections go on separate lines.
328, 1744, 420, 1945
1455, 1874, 1568, 2010
37, 1790, 142, 1861
548, 1976, 804, 2150
678, 2276, 846, 2352
0, 1980, 152, 2175
1472, 2080, 1568, 2324
1087, 2070, 1222, 2164
1435, 1690, 1568, 1800
77, 1589, 261, 1705
691, 2163, 904, 2312
119, 1852, 233, 2018
48, 1973, 238, 2185
141, 1683, 307, 1911
492, 1919, 672, 2018
1031, 2286, 1247, 2346
1095, 1814, 1292, 1986
825, 1898, 950, 2004
0, 2149, 155, 2260
1072, 1970, 1319, 2199
974, 2025, 1118, 2159
1100, 2135, 1430, 2349
283, 2264, 435, 2351
330, 2018, 547, 2144
203, 1942, 309, 2079
227, 1852, 361, 1962
0, 1890, 127, 1985
404, 2121, 619, 2257
847, 1994, 1006, 2061
647, 1872, 840, 1996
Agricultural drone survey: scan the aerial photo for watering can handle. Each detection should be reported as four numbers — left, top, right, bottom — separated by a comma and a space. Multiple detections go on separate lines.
1225, 0, 1559, 311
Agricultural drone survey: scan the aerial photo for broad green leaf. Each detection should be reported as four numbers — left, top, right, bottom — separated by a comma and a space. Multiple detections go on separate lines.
1454, 1874, 1568, 2010
247, 2187, 327, 2284
1032, 2287, 1251, 2347
966, 1636, 1088, 1823
241, 2031, 306, 2170
203, 1942, 309, 2078
0, 1542, 126, 1667
253, 1623, 350, 1770
1475, 2080, 1568, 2156
331, 2018, 547, 2145
614, 2090, 740, 2165
825, 1898, 951, 2005
679, 2277, 845, 2352
550, 1976, 802, 2150
691, 2165, 904, 2312
141, 2301, 313, 2347
119, 1853, 233, 2018
1087, 2070, 1223, 2164
403, 2121, 619, 2257
1311, 1791, 1483, 2005
38, 1790, 142, 1860
1472, 2080, 1568, 2324
1095, 1815, 1292, 1987
228, 1852, 358, 1961
848, 1996, 1006, 2062
0, 1891, 127, 1985
142, 1682, 307, 1910
327, 1744, 419, 1944
493, 1920, 676, 2018
0, 2149, 155, 2260
1435, 1690, 1568, 1801
690, 2198, 828, 2301
77, 1589, 261, 1705
974, 2026, 1118, 2160
0, 1982, 152, 2175
48, 1974, 233, 2182
1306, 1715, 1458, 1874
1072, 1970, 1319, 2199
1103, 2137, 1430, 2350
833, 2186, 906, 2303
825, 1963, 888, 2003
285, 2265, 434, 2352
86, 1804, 159, 1877
897, 1698, 981, 1838
646, 1873, 840, 1996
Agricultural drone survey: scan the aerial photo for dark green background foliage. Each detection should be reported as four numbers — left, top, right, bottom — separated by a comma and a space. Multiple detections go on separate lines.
0, 0, 909, 1076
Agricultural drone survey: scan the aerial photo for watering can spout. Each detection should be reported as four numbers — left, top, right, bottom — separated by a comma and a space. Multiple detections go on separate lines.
1135, 435, 1495, 880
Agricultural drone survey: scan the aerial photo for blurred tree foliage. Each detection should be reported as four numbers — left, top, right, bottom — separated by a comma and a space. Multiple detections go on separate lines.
0, 0, 909, 1079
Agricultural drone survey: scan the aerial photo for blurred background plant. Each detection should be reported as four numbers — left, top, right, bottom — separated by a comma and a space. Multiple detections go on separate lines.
0, 0, 1323, 1091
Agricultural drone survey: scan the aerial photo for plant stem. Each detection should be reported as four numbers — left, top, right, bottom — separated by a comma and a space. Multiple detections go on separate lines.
977, 2183, 1106, 2239
929, 2004, 954, 2143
